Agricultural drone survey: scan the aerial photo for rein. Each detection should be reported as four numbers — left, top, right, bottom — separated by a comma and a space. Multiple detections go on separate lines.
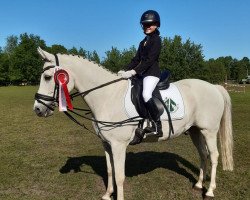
70, 77, 126, 98
65, 77, 142, 132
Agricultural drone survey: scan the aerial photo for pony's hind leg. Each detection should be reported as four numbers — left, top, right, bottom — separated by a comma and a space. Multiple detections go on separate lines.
189, 127, 209, 191
102, 142, 114, 200
201, 129, 219, 198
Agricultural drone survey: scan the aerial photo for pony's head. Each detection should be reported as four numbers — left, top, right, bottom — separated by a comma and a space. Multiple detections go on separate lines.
33, 47, 75, 117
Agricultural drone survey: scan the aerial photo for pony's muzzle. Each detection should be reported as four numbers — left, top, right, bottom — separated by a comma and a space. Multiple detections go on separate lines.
33, 101, 54, 117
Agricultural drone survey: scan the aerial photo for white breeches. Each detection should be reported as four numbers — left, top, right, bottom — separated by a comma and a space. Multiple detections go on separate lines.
142, 76, 160, 102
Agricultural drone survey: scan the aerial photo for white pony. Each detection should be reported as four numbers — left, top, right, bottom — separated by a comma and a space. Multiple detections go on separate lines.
34, 48, 233, 200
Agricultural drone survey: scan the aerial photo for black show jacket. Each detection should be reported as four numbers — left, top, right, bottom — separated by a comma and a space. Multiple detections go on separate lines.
126, 31, 161, 78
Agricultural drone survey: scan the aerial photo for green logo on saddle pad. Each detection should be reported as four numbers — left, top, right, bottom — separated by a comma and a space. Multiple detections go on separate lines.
164, 98, 178, 113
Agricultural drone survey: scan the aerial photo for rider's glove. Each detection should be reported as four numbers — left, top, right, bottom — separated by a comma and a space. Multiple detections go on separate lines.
118, 70, 125, 76
118, 70, 136, 79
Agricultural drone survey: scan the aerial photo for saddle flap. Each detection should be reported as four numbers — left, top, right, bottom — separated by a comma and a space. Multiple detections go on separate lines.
131, 77, 164, 119
131, 78, 148, 118
124, 80, 185, 121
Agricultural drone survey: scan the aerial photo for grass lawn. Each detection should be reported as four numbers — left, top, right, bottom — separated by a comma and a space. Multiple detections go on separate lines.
0, 85, 249, 200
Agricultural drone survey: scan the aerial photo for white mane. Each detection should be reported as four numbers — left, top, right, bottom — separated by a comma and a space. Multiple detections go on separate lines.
58, 53, 117, 78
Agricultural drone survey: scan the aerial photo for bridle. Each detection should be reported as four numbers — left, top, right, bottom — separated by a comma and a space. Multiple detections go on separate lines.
34, 55, 61, 111
34, 54, 141, 133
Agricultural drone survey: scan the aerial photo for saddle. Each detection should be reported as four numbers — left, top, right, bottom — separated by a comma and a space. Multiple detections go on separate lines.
131, 70, 171, 119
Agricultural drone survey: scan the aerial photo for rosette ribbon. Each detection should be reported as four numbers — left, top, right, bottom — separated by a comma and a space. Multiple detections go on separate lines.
54, 68, 73, 111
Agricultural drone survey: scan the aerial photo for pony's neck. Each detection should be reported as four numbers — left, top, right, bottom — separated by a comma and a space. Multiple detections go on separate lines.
60, 54, 117, 88
60, 54, 122, 116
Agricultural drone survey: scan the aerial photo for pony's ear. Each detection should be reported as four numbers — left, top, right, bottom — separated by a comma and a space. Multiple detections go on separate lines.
37, 47, 54, 61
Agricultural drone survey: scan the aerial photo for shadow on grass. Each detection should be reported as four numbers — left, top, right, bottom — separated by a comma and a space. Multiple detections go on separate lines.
60, 151, 199, 187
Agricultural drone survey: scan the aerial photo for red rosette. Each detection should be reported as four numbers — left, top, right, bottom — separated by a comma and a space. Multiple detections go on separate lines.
54, 69, 69, 85
54, 69, 73, 110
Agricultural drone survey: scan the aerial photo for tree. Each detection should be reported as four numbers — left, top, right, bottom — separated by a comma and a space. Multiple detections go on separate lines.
101, 46, 136, 72
47, 44, 68, 54
215, 56, 234, 81
8, 33, 46, 84
88, 51, 100, 64
78, 47, 87, 58
241, 57, 250, 76
68, 47, 78, 55
102, 47, 122, 72
205, 59, 226, 83
232, 60, 248, 82
4, 35, 18, 55
120, 46, 137, 68
0, 53, 10, 85
160, 35, 204, 81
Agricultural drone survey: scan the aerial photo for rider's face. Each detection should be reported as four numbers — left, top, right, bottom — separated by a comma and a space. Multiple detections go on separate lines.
142, 23, 158, 34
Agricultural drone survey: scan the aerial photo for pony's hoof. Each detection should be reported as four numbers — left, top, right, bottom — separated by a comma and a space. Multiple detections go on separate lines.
101, 195, 111, 200
192, 185, 203, 193
204, 195, 214, 200
101, 193, 112, 200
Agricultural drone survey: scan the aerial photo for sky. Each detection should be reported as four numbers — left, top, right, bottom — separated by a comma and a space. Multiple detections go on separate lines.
0, 0, 249, 60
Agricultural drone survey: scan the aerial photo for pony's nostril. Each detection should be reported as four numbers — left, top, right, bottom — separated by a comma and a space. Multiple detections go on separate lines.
35, 107, 41, 112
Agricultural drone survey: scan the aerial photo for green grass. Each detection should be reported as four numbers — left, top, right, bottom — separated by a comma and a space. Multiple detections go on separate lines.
0, 85, 249, 200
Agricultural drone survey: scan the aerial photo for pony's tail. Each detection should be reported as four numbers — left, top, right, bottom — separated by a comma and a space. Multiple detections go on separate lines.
216, 85, 234, 171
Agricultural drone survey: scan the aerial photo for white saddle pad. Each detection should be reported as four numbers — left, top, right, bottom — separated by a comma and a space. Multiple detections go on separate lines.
124, 80, 185, 121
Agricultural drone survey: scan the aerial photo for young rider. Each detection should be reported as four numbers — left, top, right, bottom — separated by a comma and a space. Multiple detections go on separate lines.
118, 10, 163, 140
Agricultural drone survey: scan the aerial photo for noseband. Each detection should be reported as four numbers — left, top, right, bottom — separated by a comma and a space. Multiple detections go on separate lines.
34, 54, 60, 111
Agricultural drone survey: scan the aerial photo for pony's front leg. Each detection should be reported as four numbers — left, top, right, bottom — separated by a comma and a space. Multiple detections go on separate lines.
111, 142, 127, 200
102, 142, 114, 200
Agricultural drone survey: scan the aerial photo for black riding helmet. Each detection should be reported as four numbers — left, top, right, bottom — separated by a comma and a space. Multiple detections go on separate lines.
140, 10, 160, 27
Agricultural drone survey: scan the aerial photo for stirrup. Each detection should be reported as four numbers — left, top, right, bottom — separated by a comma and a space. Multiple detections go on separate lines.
144, 121, 163, 137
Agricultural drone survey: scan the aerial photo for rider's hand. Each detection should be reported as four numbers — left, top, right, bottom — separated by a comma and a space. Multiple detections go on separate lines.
119, 70, 136, 79
118, 70, 125, 76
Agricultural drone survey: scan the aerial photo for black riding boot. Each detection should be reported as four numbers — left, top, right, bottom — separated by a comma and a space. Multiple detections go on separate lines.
129, 127, 146, 145
129, 98, 163, 145
144, 98, 163, 137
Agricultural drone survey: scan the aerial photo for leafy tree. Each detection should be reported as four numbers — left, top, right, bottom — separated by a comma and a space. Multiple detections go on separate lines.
89, 50, 100, 64
0, 53, 10, 85
230, 59, 240, 81
47, 44, 68, 54
205, 59, 226, 83
160, 35, 204, 81
102, 46, 136, 72
78, 47, 87, 58
216, 56, 235, 82
231, 60, 248, 82
9, 33, 46, 84
68, 47, 78, 55
4, 35, 18, 55
102, 47, 122, 72
241, 57, 250, 77
120, 46, 137, 68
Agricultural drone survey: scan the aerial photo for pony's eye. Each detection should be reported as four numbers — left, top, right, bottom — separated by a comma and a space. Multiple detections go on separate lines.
44, 75, 52, 81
